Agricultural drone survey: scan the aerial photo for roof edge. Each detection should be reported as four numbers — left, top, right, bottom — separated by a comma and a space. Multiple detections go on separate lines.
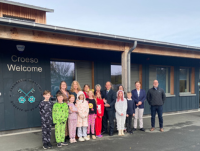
0, 17, 199, 52
0, 0, 54, 12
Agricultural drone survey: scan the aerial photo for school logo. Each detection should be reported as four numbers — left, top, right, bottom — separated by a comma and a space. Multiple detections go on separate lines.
10, 79, 43, 112
18, 88, 35, 103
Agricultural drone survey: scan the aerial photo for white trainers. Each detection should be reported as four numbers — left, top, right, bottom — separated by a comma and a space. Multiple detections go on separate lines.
87, 135, 90, 140
92, 135, 96, 139
70, 139, 74, 143
73, 138, 77, 143
84, 136, 90, 141
79, 137, 85, 142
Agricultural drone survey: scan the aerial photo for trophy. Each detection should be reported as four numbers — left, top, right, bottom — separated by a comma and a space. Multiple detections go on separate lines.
103, 98, 107, 104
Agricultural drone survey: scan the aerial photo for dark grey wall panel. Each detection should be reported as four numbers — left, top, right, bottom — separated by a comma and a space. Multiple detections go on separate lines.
0, 40, 51, 131
142, 64, 151, 115
94, 61, 111, 89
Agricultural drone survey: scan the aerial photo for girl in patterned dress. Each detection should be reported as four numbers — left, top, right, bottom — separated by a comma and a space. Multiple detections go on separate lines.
68, 94, 78, 143
76, 91, 89, 141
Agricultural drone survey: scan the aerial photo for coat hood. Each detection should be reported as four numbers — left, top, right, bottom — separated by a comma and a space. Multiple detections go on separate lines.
77, 91, 86, 101
117, 90, 125, 101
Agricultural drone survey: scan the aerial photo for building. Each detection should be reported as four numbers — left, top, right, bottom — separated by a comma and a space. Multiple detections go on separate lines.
0, 0, 199, 132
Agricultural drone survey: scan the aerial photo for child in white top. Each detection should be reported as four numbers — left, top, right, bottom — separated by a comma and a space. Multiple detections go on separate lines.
115, 90, 127, 136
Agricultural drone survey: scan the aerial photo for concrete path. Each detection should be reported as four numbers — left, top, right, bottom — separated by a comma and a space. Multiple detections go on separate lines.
1, 111, 200, 151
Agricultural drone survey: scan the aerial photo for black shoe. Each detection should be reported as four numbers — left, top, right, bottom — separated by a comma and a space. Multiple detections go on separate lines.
101, 131, 107, 135
57, 143, 62, 148
43, 143, 48, 149
140, 128, 145, 132
65, 136, 69, 142
47, 142, 52, 149
129, 130, 133, 134
132, 128, 137, 131
61, 142, 68, 146
109, 132, 113, 136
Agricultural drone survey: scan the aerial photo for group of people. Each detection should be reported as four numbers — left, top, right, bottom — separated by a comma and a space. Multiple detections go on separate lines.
39, 80, 166, 149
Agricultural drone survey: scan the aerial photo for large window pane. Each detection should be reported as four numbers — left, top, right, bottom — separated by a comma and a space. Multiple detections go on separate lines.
179, 68, 191, 92
149, 66, 170, 93
111, 65, 122, 91
50, 61, 75, 97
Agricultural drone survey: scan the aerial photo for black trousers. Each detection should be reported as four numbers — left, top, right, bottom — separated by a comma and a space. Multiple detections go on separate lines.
126, 114, 133, 132
42, 122, 52, 144
102, 109, 115, 133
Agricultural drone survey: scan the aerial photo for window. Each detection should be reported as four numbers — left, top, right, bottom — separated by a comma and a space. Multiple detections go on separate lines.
149, 66, 170, 93
111, 65, 122, 91
50, 61, 75, 97
179, 68, 191, 93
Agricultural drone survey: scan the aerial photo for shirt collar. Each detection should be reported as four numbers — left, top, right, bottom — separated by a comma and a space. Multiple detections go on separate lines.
153, 86, 158, 90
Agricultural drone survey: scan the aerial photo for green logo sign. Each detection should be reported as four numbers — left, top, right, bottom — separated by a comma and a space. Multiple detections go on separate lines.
10, 79, 43, 112
18, 88, 35, 103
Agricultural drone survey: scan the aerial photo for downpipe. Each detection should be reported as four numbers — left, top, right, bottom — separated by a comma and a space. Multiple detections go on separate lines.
127, 41, 137, 92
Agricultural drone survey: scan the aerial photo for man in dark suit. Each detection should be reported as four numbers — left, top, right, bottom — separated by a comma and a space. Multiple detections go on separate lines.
101, 81, 116, 136
131, 81, 146, 131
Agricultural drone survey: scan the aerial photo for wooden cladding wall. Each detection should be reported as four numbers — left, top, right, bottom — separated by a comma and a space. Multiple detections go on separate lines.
134, 44, 200, 59
0, 3, 46, 24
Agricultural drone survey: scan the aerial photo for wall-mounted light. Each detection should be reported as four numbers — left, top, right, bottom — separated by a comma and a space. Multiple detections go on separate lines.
16, 45, 25, 52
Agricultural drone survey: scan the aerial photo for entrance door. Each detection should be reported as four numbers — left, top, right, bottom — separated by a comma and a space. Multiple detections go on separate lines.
50, 61, 75, 97
50, 60, 93, 97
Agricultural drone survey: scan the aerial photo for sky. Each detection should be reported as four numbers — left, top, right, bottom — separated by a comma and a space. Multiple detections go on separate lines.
14, 0, 200, 47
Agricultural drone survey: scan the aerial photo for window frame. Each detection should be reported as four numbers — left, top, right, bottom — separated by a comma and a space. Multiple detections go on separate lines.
149, 65, 175, 97
179, 67, 195, 96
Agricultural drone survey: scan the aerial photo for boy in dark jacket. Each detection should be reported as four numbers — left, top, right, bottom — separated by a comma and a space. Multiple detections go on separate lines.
126, 92, 135, 134
39, 90, 54, 149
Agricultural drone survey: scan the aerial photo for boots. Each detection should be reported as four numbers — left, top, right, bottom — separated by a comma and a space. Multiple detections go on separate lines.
118, 130, 121, 136
121, 130, 124, 136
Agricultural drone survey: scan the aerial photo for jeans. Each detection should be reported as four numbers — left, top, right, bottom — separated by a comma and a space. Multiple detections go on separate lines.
151, 105, 163, 128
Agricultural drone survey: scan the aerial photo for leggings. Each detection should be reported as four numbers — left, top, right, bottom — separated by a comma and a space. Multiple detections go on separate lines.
87, 114, 95, 134
68, 119, 77, 139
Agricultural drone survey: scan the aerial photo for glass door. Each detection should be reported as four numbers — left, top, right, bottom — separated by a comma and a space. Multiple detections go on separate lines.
50, 61, 75, 97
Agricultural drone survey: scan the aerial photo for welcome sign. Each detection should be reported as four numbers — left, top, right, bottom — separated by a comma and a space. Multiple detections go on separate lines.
6, 55, 44, 112
7, 55, 43, 72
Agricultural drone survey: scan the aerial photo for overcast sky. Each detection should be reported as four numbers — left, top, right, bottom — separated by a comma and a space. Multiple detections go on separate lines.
15, 0, 200, 47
